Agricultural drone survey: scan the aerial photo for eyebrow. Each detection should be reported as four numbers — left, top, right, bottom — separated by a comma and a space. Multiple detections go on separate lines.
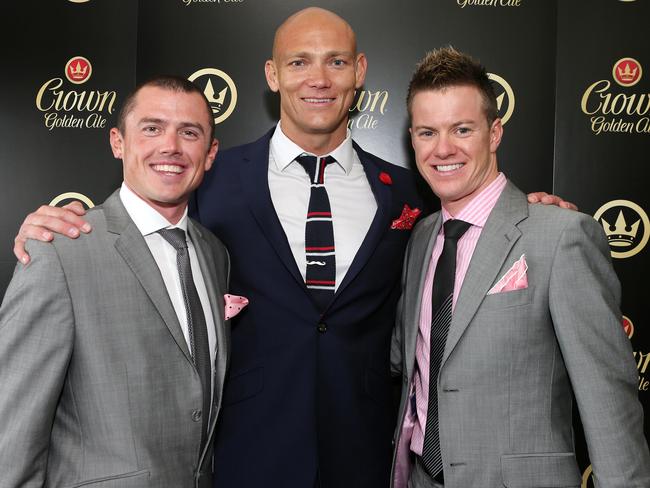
287, 50, 355, 59
138, 117, 205, 134
412, 120, 478, 131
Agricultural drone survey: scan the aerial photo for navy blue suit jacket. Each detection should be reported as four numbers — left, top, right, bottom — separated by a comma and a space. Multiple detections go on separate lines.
191, 128, 422, 487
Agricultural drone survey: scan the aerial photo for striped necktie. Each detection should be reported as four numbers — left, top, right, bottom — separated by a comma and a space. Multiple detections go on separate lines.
296, 154, 337, 311
421, 218, 471, 482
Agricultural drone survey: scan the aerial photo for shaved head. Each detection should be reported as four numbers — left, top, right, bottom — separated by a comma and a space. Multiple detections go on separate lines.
265, 7, 366, 154
272, 7, 357, 60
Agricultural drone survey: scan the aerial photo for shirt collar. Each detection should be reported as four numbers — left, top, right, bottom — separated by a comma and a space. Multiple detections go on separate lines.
441, 172, 507, 229
119, 182, 189, 237
270, 121, 354, 174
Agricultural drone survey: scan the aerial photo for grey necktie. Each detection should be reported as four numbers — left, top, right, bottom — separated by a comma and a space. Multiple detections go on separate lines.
157, 228, 211, 447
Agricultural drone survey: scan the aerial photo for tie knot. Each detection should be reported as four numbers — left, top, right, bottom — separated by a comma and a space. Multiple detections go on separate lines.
443, 219, 471, 241
157, 228, 188, 251
295, 154, 336, 184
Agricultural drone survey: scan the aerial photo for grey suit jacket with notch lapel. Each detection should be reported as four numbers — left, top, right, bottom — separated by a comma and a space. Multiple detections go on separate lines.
391, 180, 650, 488
0, 190, 230, 488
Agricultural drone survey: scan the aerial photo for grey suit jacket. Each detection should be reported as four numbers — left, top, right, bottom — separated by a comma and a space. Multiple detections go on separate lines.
0, 191, 230, 488
391, 181, 650, 488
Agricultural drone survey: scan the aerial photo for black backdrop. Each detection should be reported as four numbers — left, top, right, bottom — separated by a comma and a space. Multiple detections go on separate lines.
2, 1, 649, 485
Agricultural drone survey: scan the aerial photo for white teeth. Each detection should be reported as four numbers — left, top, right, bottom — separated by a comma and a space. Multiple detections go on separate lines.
152, 164, 183, 174
304, 98, 333, 103
436, 163, 463, 172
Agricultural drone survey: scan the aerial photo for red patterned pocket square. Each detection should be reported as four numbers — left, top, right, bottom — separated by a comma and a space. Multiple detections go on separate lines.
391, 204, 422, 230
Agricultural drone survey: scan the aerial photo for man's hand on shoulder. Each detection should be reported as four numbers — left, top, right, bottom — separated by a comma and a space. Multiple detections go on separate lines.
527, 192, 578, 211
14, 201, 92, 265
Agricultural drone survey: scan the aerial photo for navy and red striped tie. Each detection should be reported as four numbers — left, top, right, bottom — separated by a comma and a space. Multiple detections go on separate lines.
296, 154, 337, 311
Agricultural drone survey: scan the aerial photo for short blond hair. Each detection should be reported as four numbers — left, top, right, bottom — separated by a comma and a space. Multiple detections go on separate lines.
407, 47, 498, 125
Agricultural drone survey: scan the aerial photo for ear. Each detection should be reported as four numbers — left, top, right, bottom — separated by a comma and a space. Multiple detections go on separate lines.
354, 53, 368, 89
109, 128, 124, 159
265, 59, 279, 92
489, 117, 503, 153
204, 138, 219, 172
409, 126, 415, 149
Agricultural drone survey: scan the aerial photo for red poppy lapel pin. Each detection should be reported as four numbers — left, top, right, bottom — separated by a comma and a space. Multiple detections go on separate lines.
391, 204, 421, 230
379, 171, 392, 185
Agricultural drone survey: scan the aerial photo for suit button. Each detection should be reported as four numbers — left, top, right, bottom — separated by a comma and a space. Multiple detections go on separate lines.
317, 323, 327, 333
192, 409, 202, 422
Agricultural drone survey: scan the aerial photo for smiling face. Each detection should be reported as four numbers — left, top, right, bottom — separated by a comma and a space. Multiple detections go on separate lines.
109, 85, 218, 223
264, 8, 367, 154
410, 85, 502, 215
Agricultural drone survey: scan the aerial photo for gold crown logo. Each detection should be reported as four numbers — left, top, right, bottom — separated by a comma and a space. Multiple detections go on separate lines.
601, 210, 640, 247
69, 61, 88, 79
204, 78, 227, 110
188, 67, 238, 125
617, 62, 638, 82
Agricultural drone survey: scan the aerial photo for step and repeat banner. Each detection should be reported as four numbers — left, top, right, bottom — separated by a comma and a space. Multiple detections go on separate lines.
554, 3, 650, 483
2, 1, 648, 485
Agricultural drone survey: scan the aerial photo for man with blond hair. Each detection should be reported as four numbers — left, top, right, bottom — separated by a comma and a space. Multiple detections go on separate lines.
391, 47, 650, 488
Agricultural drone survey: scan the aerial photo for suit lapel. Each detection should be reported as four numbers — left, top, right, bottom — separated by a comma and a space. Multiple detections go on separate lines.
105, 193, 193, 363
238, 129, 307, 292
441, 182, 528, 366
334, 142, 393, 298
187, 220, 228, 383
187, 220, 229, 463
404, 213, 442, 379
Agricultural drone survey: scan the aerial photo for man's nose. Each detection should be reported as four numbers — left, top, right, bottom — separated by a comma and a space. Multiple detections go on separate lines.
434, 133, 456, 159
307, 63, 331, 89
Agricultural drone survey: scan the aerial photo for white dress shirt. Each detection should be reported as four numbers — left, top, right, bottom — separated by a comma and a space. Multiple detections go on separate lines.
119, 183, 217, 383
268, 122, 377, 290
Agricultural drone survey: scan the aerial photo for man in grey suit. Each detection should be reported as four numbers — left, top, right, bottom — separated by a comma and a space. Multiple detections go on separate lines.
0, 76, 230, 487
390, 47, 650, 488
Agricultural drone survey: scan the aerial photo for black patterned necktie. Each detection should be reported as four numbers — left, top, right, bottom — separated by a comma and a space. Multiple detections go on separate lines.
157, 228, 211, 448
296, 154, 337, 311
421, 219, 471, 481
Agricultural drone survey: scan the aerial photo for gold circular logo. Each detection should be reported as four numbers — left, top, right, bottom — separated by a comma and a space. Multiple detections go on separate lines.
612, 57, 642, 87
188, 68, 238, 125
622, 315, 634, 339
64, 56, 92, 84
594, 199, 649, 259
581, 465, 594, 488
487, 73, 515, 126
49, 192, 95, 209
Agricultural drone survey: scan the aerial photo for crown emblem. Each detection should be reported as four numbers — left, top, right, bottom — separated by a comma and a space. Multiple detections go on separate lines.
68, 61, 88, 80
64, 56, 92, 84
204, 78, 227, 111
188, 67, 238, 125
612, 57, 642, 87
617, 62, 638, 82
622, 315, 634, 339
600, 210, 640, 247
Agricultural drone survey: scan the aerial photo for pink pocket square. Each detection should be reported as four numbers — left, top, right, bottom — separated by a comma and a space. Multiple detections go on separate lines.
487, 254, 528, 295
224, 294, 249, 320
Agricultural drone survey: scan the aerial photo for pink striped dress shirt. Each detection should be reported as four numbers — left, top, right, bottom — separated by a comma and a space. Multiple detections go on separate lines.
409, 173, 507, 455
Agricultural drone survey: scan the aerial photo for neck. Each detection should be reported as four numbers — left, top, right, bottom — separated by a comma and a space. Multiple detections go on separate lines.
124, 183, 187, 225
442, 165, 500, 216
280, 121, 348, 156
153, 204, 186, 225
